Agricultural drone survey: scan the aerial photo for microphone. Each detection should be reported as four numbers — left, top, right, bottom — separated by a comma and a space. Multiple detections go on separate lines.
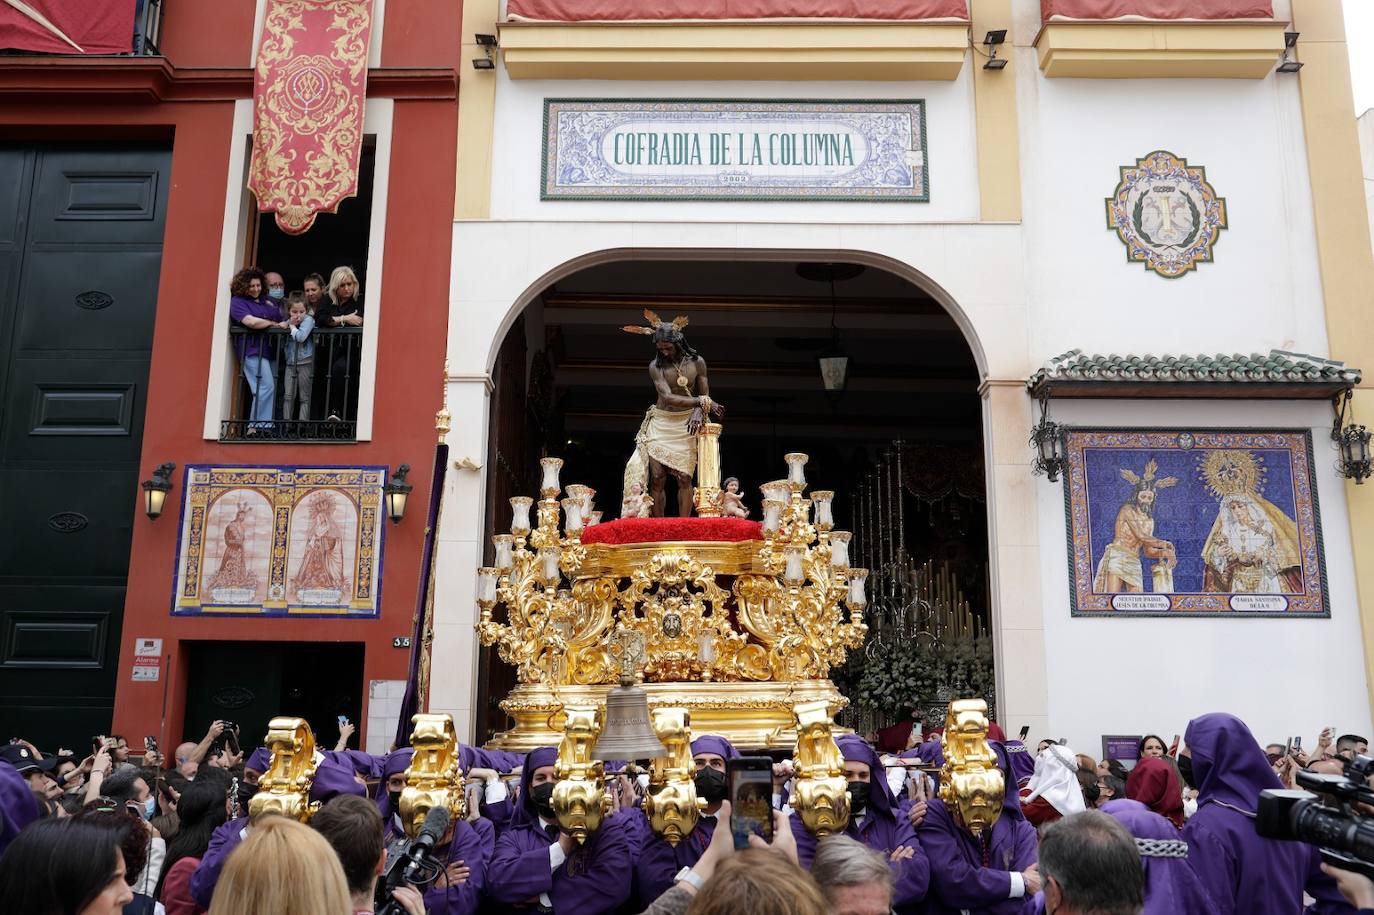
375, 804, 453, 914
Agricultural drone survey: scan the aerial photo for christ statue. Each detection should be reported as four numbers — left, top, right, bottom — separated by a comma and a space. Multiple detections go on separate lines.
621, 310, 725, 517
1092, 460, 1177, 594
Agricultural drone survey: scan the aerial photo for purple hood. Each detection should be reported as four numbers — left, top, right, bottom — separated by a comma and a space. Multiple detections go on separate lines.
1184, 712, 1279, 815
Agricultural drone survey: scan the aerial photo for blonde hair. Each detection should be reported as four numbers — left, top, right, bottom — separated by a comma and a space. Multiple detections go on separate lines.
686, 849, 828, 915
207, 816, 352, 915
327, 266, 359, 305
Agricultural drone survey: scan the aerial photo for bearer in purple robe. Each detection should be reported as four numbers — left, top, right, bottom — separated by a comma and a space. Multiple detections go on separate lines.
1003, 740, 1036, 788
1101, 799, 1216, 914
375, 747, 492, 915
1180, 712, 1353, 915
789, 735, 929, 913
917, 740, 1040, 915
0, 756, 37, 857
487, 745, 633, 914
190, 756, 369, 909
634, 735, 736, 905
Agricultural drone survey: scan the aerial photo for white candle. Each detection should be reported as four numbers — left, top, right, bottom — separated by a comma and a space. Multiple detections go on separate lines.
697, 630, 716, 664
561, 498, 584, 535
830, 531, 851, 570
540, 546, 562, 582
811, 491, 834, 528
587, 511, 602, 527
784, 545, 805, 584
539, 457, 563, 495
848, 569, 868, 608
785, 453, 808, 487
509, 497, 533, 535
477, 567, 498, 603
761, 480, 789, 503
762, 499, 785, 537
493, 535, 514, 571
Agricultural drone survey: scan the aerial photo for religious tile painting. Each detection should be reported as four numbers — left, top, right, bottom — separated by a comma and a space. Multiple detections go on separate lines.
1106, 150, 1227, 278
171, 465, 387, 618
1064, 430, 1327, 617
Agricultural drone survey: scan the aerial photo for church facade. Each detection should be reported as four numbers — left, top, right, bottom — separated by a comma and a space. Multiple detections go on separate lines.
430, 0, 1374, 753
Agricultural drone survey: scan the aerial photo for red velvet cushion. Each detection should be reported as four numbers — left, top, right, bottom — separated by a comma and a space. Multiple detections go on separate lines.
582, 517, 762, 545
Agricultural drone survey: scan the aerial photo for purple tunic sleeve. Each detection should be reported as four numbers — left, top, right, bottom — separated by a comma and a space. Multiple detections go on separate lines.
189, 816, 248, 910
0, 759, 36, 857
885, 814, 931, 909
554, 817, 633, 915
635, 820, 711, 905
421, 818, 490, 915
917, 800, 1018, 911
489, 826, 557, 904
1181, 815, 1238, 915
480, 796, 514, 837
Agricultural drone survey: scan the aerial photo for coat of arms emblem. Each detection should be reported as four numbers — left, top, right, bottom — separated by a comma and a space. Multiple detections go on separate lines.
1106, 150, 1227, 278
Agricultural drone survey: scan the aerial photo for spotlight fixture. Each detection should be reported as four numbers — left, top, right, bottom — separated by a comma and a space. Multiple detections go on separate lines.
472, 57, 495, 70
983, 29, 1009, 71
1277, 31, 1302, 73
473, 32, 499, 70
1029, 397, 1068, 482
141, 462, 176, 520
475, 33, 498, 47
384, 464, 413, 524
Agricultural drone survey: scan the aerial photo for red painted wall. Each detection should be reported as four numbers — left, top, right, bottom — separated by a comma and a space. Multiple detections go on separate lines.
159, 1, 259, 68
383, 0, 464, 68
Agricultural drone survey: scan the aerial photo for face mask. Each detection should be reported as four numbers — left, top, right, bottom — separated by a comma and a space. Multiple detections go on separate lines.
1177, 754, 1196, 790
268, 287, 285, 300
388, 789, 402, 811
143, 796, 157, 820
847, 780, 870, 817
238, 783, 259, 812
694, 767, 728, 803
886, 767, 907, 799
636, 773, 650, 791
531, 782, 557, 819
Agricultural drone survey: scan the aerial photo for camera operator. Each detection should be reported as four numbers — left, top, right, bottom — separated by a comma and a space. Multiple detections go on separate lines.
1179, 713, 1352, 914
312, 794, 424, 915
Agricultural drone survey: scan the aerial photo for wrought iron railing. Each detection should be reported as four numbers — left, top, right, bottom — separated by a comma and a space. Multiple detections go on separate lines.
133, 0, 163, 55
222, 325, 364, 442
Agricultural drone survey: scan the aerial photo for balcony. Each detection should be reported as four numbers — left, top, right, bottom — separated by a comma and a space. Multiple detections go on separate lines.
222, 325, 363, 443
0, 0, 161, 56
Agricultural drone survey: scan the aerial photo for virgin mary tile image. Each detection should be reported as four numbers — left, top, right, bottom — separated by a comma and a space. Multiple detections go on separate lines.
1064, 430, 1326, 617
172, 465, 387, 617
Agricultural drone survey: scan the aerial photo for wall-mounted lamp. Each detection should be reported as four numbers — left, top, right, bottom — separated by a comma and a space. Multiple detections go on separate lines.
384, 464, 413, 524
983, 29, 1008, 71
141, 462, 176, 520
1333, 391, 1371, 483
1277, 31, 1302, 73
1029, 397, 1067, 482
473, 32, 498, 70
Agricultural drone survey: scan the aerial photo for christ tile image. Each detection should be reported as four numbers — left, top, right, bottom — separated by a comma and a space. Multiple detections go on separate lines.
200, 489, 272, 604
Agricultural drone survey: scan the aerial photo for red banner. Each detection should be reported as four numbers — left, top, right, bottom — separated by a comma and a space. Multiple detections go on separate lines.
249, 0, 374, 236
1042, 0, 1272, 20
507, 0, 969, 20
0, 0, 134, 54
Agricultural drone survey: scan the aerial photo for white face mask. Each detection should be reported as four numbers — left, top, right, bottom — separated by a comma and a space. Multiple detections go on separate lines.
886, 767, 907, 799
636, 773, 650, 790
1183, 796, 1198, 819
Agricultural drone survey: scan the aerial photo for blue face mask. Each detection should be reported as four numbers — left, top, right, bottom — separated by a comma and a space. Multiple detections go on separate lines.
143, 796, 156, 820
268, 287, 285, 300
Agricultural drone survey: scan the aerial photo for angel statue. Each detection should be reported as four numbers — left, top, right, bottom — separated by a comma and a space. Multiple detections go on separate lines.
620, 310, 725, 517
1092, 459, 1178, 594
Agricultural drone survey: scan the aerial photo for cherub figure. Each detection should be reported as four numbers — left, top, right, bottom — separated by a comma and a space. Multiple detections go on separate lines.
720, 476, 749, 519
621, 480, 654, 519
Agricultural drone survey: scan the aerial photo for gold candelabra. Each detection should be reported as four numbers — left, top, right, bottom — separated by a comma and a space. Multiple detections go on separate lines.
474, 450, 870, 749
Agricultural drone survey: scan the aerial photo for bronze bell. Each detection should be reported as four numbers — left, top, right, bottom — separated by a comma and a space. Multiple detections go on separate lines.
592, 673, 667, 760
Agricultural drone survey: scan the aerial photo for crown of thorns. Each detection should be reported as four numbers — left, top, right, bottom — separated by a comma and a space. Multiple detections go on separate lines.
621, 309, 688, 337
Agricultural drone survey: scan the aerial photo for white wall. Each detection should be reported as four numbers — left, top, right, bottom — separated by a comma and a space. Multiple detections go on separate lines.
1018, 58, 1328, 365
486, 70, 983, 224
1359, 108, 1374, 262
1036, 397, 1371, 754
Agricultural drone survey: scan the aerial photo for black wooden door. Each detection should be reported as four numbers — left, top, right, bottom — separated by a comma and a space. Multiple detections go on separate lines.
0, 146, 169, 749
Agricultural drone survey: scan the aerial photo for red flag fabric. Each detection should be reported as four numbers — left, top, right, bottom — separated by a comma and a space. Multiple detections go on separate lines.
1041, 0, 1272, 20
507, 0, 969, 20
248, 0, 375, 236
0, 0, 134, 54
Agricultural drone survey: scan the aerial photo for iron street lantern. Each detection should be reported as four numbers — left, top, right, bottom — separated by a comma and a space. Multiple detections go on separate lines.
1338, 424, 1372, 484
1030, 399, 1067, 482
141, 462, 176, 520
818, 350, 850, 393
385, 464, 414, 523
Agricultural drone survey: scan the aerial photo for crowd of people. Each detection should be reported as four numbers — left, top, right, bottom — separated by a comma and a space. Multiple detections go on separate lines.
228, 265, 365, 435
0, 712, 1371, 915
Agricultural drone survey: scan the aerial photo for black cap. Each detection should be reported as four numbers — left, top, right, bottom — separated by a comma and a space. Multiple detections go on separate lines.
0, 744, 42, 774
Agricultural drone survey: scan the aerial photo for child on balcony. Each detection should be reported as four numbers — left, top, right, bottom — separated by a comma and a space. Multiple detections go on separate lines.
282, 292, 315, 421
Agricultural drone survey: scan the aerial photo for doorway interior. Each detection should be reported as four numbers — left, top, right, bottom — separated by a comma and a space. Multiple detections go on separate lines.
478, 257, 989, 741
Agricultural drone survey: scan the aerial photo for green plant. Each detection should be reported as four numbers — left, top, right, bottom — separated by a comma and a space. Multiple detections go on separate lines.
848, 637, 995, 725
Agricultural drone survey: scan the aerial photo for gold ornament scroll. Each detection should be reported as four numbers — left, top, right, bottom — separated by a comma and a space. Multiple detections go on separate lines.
248, 0, 374, 235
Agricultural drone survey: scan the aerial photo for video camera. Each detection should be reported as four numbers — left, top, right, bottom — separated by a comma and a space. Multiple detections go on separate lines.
375, 804, 451, 915
1256, 753, 1374, 878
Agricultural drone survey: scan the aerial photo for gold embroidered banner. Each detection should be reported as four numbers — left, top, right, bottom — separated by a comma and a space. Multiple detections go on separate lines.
249, 0, 374, 236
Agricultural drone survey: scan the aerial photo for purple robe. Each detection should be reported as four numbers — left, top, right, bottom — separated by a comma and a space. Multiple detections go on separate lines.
1003, 741, 1036, 786
381, 811, 492, 915
917, 742, 1038, 915
634, 734, 739, 904
189, 815, 249, 909
324, 748, 386, 779
1181, 713, 1353, 915
0, 759, 37, 857
488, 746, 633, 914
791, 735, 929, 912
1100, 799, 1216, 915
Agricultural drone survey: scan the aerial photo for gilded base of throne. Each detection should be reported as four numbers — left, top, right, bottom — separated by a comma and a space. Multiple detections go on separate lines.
486, 678, 852, 752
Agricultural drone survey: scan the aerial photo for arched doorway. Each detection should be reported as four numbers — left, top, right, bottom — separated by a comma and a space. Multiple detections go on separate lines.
475, 253, 992, 748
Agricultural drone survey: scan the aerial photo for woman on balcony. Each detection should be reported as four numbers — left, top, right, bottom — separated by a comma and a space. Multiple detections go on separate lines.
315, 265, 364, 424
228, 267, 287, 435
